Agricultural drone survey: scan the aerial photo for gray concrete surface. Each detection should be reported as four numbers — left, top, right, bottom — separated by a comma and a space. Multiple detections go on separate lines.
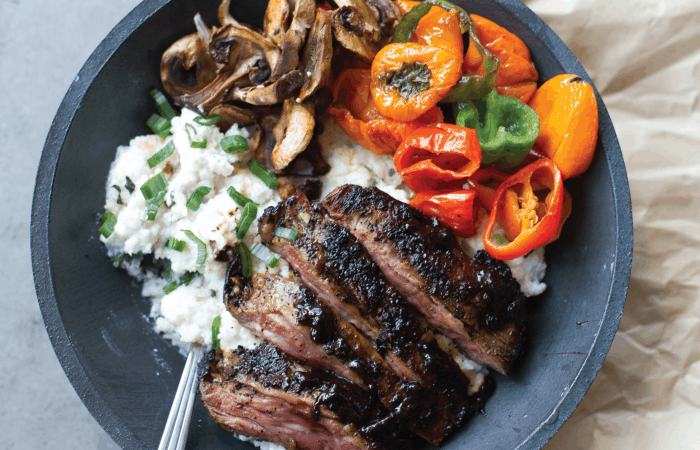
0, 0, 140, 448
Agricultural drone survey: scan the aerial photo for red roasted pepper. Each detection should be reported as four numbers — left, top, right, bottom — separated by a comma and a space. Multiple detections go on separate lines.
410, 189, 478, 237
329, 68, 443, 155
394, 123, 482, 192
484, 158, 564, 260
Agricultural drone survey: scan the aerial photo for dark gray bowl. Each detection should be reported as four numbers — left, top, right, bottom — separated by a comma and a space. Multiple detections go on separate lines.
31, 0, 632, 448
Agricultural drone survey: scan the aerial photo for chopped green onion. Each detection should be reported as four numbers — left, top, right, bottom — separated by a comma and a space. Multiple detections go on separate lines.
125, 176, 135, 193
185, 123, 196, 141
211, 315, 222, 350
163, 280, 180, 294
147, 141, 175, 168
251, 243, 280, 268
164, 237, 188, 252
235, 242, 253, 278
99, 212, 117, 238
113, 252, 125, 268
210, 289, 217, 297
249, 161, 278, 189
162, 267, 174, 280
191, 137, 207, 148
145, 190, 167, 221
112, 185, 123, 205
227, 186, 256, 207
150, 89, 177, 120
180, 271, 200, 286
492, 233, 509, 246
146, 113, 171, 138
183, 230, 207, 265
140, 173, 168, 200
274, 227, 301, 241
194, 114, 223, 126
186, 186, 212, 211
236, 202, 258, 239
221, 135, 249, 154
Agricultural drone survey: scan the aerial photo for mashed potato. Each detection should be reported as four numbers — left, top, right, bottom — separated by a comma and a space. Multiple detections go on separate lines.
100, 111, 546, 353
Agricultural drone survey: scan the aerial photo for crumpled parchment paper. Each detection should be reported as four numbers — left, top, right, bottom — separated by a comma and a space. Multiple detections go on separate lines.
520, 0, 700, 448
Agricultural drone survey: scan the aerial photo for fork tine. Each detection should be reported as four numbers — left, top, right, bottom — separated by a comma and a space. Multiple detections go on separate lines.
158, 348, 197, 450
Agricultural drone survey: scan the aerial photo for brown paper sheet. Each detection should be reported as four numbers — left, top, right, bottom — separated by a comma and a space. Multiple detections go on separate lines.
517, 0, 700, 447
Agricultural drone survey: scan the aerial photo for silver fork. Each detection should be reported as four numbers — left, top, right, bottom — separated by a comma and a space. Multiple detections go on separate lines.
158, 346, 205, 450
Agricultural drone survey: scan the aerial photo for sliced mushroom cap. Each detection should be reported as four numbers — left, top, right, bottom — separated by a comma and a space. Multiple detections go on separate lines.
298, 9, 333, 101
270, 98, 315, 171
277, 175, 323, 201
218, 0, 242, 26
208, 23, 280, 73
366, 0, 401, 37
265, 0, 316, 79
227, 70, 304, 106
286, 0, 316, 47
332, 6, 380, 61
334, 0, 381, 39
264, 0, 291, 46
160, 32, 219, 102
209, 103, 258, 131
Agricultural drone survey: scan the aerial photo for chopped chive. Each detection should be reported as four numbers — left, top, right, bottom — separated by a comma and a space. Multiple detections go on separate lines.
99, 212, 117, 238
249, 161, 278, 189
251, 242, 280, 268
211, 315, 222, 350
227, 186, 256, 207
492, 233, 509, 246
210, 289, 217, 297
146, 113, 171, 138
185, 123, 196, 141
164, 237, 188, 252
145, 190, 167, 221
150, 89, 177, 120
163, 280, 180, 294
221, 135, 249, 154
113, 252, 125, 268
147, 141, 175, 169
274, 227, 301, 241
162, 267, 174, 280
186, 186, 212, 211
125, 176, 135, 193
236, 202, 258, 239
194, 114, 222, 126
183, 230, 207, 265
191, 137, 207, 149
112, 185, 123, 205
235, 242, 253, 278
180, 271, 200, 286
140, 173, 168, 200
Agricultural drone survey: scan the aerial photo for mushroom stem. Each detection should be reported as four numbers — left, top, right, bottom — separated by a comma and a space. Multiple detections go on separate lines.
194, 13, 211, 44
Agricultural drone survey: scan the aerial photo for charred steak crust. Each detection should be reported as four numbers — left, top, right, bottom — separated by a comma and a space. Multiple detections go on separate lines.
321, 185, 526, 375
258, 192, 493, 444
200, 344, 384, 450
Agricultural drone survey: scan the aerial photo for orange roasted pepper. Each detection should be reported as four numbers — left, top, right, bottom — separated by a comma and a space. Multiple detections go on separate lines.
463, 15, 539, 104
410, 189, 478, 237
328, 68, 443, 155
394, 123, 482, 192
484, 158, 564, 260
371, 43, 462, 122
528, 74, 599, 179
395, 0, 464, 59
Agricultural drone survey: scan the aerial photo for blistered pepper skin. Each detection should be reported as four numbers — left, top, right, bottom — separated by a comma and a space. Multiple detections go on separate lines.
371, 43, 462, 122
410, 189, 478, 237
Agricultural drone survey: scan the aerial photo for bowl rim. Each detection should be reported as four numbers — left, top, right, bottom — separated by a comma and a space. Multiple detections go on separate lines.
30, 0, 633, 448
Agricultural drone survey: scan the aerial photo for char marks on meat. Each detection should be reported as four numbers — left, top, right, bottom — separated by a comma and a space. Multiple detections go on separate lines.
257, 192, 493, 444
321, 185, 526, 376
200, 342, 383, 450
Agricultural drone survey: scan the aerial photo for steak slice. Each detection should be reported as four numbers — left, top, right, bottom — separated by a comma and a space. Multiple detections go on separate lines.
322, 185, 526, 376
257, 193, 493, 443
200, 342, 382, 450
224, 257, 422, 439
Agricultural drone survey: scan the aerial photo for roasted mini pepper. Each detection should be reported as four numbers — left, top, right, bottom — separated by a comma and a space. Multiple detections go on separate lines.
371, 43, 462, 122
410, 189, 478, 236
329, 68, 443, 155
394, 123, 482, 192
463, 15, 539, 104
483, 158, 563, 260
455, 89, 540, 167
394, 0, 464, 59
528, 74, 599, 179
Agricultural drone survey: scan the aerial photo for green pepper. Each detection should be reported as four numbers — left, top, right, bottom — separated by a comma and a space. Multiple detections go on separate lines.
392, 2, 432, 43
455, 89, 540, 167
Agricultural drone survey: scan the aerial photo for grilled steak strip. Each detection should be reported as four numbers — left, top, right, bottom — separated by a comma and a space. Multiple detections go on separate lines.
322, 185, 526, 376
258, 193, 493, 444
224, 256, 420, 437
200, 342, 382, 450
